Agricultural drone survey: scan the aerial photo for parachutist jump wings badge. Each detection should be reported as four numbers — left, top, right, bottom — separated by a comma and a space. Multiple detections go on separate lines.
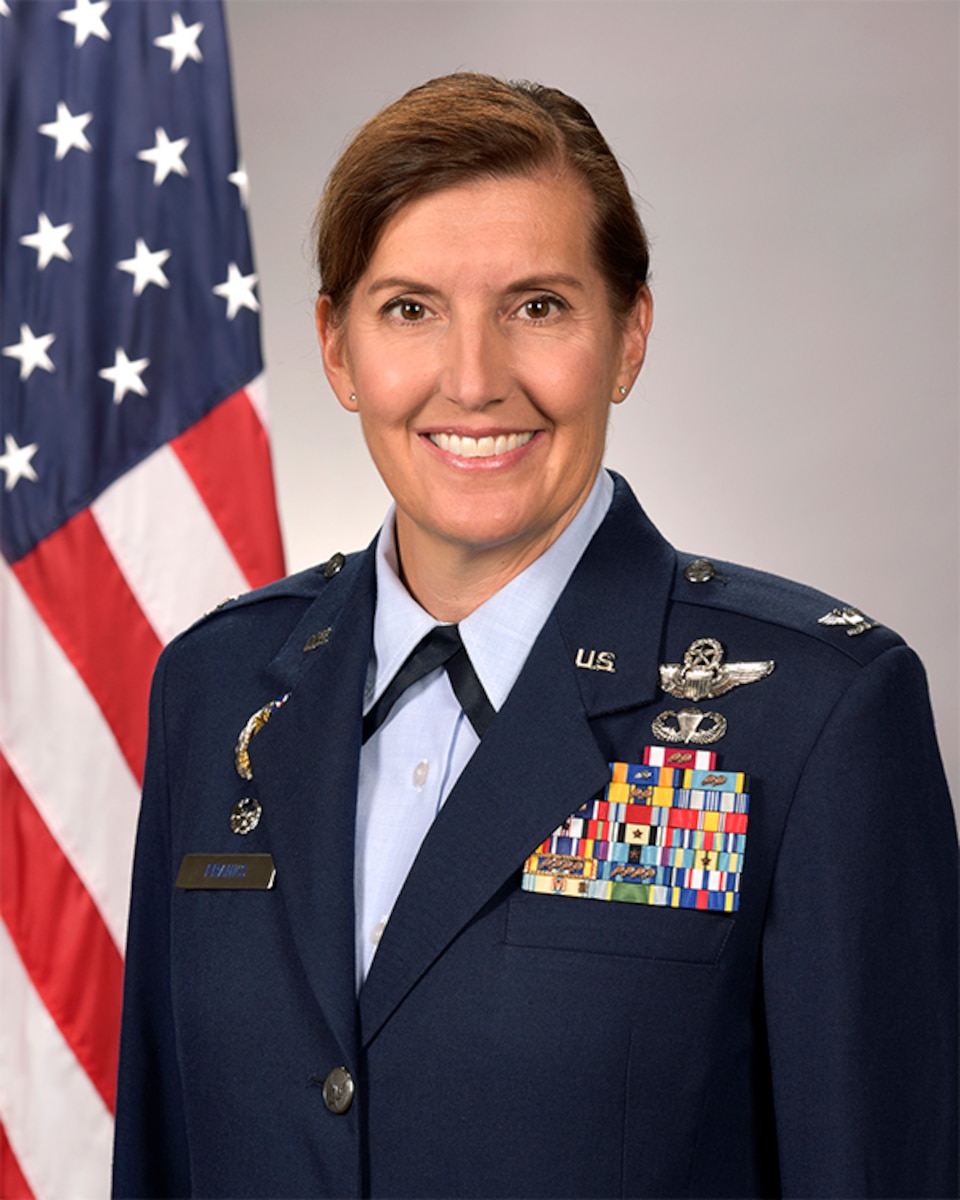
659, 638, 774, 701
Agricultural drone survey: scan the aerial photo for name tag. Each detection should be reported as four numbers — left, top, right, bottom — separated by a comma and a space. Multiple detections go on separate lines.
175, 853, 276, 890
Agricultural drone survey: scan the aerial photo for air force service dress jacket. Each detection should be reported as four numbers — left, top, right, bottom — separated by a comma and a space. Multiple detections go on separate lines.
113, 474, 958, 1200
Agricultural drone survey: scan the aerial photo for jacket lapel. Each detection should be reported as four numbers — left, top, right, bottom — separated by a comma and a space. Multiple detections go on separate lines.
359, 478, 677, 1045
251, 550, 375, 1063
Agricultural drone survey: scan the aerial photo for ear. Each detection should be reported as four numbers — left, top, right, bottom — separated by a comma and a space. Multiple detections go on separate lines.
614, 286, 653, 402
315, 295, 358, 412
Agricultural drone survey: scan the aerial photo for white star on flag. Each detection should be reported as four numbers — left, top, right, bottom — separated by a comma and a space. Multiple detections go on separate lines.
153, 11, 203, 71
228, 161, 250, 208
19, 212, 74, 270
2, 323, 56, 380
57, 0, 111, 47
213, 262, 260, 319
98, 348, 149, 403
3, 6, 287, 1193
0, 434, 40, 492
137, 127, 189, 185
117, 238, 171, 295
38, 101, 93, 160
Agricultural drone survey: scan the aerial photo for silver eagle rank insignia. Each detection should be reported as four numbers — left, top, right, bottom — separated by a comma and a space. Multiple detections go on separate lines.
659, 638, 775, 701
817, 606, 877, 637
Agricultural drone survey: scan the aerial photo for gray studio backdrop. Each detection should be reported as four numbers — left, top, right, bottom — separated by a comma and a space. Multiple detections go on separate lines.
224, 0, 958, 802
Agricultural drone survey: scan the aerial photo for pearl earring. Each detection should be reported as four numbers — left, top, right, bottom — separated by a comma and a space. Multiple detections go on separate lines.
349, 392, 357, 402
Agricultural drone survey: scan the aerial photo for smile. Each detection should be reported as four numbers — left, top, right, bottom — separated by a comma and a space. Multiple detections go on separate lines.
428, 431, 534, 458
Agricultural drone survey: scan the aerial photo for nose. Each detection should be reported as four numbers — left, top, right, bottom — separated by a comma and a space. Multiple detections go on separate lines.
439, 314, 509, 410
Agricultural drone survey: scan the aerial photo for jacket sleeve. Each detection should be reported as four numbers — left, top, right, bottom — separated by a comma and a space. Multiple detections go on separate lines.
112, 650, 192, 1198
762, 644, 958, 1198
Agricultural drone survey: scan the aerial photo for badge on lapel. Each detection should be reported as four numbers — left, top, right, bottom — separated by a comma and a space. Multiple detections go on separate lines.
522, 746, 750, 912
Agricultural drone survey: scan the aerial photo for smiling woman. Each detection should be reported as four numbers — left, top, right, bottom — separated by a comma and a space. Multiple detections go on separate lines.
113, 74, 958, 1199
316, 172, 651, 619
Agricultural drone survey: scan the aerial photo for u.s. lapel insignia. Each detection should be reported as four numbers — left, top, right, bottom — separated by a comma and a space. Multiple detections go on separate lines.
817, 606, 877, 636
234, 694, 290, 781
575, 648, 616, 673
651, 707, 727, 745
522, 750, 751, 911
303, 627, 332, 652
659, 638, 774, 701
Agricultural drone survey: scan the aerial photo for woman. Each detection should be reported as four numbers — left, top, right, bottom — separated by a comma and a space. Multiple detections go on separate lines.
113, 74, 957, 1198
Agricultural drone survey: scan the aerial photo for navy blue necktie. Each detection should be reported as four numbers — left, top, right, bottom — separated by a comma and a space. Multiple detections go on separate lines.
362, 625, 495, 744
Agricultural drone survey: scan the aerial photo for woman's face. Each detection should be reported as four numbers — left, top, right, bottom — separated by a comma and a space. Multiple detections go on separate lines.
317, 171, 651, 578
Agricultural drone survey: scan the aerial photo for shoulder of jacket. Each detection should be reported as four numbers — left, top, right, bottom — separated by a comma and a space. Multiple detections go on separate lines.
669, 552, 904, 665
166, 550, 362, 650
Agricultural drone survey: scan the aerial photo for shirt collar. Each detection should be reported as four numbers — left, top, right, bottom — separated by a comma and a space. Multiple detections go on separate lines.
366, 469, 614, 713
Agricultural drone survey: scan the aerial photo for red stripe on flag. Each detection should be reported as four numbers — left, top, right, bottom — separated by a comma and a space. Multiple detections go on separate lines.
0, 754, 124, 1114
173, 388, 285, 588
11, 510, 163, 783
0, 1123, 35, 1200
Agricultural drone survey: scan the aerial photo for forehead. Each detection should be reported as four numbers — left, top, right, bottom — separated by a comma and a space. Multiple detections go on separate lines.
364, 171, 600, 283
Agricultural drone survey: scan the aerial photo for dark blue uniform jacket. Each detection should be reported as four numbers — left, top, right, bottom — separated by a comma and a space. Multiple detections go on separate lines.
113, 474, 958, 1198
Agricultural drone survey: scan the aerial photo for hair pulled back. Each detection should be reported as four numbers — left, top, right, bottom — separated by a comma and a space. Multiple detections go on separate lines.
314, 73, 649, 322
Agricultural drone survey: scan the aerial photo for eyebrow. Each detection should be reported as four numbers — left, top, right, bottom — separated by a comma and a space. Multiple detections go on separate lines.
366, 277, 442, 298
365, 273, 586, 298
506, 274, 585, 295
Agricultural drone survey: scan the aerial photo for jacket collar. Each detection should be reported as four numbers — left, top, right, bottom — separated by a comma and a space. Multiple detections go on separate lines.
359, 475, 678, 1043
553, 472, 676, 719
251, 547, 376, 1063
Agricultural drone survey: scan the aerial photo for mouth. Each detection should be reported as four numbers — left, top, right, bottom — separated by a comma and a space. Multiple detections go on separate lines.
427, 431, 535, 459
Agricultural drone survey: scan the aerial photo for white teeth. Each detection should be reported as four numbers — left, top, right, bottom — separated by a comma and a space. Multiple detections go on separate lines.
430, 431, 533, 458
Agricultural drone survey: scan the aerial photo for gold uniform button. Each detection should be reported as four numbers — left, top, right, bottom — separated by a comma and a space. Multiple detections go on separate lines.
322, 1066, 354, 1114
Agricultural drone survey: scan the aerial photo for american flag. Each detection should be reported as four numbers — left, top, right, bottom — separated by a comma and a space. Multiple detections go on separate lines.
0, 2, 285, 1195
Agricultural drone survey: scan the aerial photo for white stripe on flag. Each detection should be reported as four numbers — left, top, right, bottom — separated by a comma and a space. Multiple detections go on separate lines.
244, 371, 269, 428
0, 921, 114, 1200
0, 559, 140, 949
92, 442, 250, 646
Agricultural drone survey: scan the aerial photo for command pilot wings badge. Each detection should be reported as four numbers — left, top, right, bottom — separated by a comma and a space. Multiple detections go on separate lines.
659, 638, 774, 701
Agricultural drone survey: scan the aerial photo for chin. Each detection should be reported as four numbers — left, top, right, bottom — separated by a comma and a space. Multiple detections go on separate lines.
429, 494, 531, 542
438, 520, 527, 553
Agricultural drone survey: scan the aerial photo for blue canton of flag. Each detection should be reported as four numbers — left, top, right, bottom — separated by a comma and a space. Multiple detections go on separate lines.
1, 0, 261, 560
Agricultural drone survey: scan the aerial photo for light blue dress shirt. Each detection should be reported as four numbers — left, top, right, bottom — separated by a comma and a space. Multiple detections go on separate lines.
355, 469, 614, 987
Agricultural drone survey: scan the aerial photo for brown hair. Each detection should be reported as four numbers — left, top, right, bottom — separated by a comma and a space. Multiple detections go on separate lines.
314, 73, 649, 322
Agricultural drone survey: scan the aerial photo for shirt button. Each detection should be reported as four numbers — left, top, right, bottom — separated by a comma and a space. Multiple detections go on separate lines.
322, 1066, 354, 1114
413, 760, 429, 788
370, 917, 387, 946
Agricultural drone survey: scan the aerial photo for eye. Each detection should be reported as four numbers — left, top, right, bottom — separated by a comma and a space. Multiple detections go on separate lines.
383, 298, 429, 322
519, 295, 565, 320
